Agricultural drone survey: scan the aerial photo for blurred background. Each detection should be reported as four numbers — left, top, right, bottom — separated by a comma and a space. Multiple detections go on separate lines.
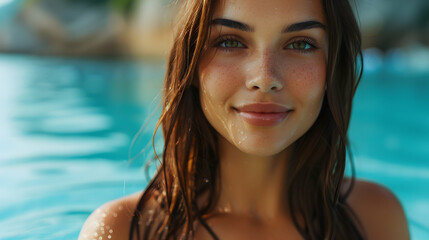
0, 0, 428, 239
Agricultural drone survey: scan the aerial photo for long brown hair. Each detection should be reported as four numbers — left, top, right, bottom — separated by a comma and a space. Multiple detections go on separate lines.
130, 0, 364, 239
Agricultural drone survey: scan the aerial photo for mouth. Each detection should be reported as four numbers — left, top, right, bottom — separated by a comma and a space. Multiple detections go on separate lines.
233, 103, 292, 127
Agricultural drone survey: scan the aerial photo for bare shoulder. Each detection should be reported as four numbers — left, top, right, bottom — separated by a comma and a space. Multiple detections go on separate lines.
345, 178, 410, 240
78, 192, 143, 240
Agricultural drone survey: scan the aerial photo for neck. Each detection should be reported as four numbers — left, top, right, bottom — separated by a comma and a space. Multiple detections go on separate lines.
214, 136, 293, 221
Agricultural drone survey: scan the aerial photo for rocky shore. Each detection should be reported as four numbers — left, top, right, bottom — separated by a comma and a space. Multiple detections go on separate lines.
0, 0, 428, 58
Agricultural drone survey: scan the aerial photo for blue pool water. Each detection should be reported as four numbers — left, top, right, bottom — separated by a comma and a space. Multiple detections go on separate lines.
0, 54, 428, 239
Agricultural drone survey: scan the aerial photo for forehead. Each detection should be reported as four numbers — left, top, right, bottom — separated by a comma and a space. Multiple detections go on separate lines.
212, 0, 325, 25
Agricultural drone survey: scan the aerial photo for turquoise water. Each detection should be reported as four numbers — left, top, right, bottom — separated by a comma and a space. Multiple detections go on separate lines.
0, 54, 428, 239
349, 62, 429, 239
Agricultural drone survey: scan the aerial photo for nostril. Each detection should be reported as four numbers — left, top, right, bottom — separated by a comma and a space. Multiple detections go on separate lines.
245, 77, 283, 92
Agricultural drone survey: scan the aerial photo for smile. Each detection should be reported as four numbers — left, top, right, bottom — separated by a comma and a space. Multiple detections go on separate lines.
234, 103, 292, 126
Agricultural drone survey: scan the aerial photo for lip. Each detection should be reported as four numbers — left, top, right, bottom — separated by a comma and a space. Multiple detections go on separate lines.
234, 103, 291, 126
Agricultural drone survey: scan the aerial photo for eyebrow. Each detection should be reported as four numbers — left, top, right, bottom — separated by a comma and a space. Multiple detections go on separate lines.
210, 18, 325, 33
211, 18, 254, 32
282, 20, 326, 33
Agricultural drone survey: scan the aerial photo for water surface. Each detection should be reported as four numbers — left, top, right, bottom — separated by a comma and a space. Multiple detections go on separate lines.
0, 54, 428, 239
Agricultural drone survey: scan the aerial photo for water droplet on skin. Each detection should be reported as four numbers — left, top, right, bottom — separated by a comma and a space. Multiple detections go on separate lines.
241, 135, 248, 143
108, 235, 112, 239
113, 213, 118, 218
118, 206, 123, 211
99, 236, 103, 240
204, 178, 209, 183
223, 206, 231, 213
224, 202, 232, 213
109, 229, 113, 234
102, 213, 106, 218
94, 232, 98, 237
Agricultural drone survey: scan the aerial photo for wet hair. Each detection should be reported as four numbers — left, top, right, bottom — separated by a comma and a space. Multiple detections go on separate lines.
130, 0, 364, 239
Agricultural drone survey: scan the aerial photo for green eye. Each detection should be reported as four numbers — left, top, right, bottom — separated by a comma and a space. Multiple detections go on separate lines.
219, 39, 244, 48
286, 41, 313, 51
291, 41, 311, 50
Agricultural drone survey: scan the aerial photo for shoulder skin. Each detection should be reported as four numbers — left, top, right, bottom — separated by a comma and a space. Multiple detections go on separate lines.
78, 192, 142, 240
79, 180, 410, 240
346, 179, 410, 240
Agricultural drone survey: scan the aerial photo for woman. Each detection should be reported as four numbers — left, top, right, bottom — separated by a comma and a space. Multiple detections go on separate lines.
79, 0, 410, 239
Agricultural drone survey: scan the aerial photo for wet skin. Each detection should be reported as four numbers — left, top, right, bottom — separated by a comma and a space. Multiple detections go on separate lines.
198, 0, 328, 158
195, 0, 328, 237
78, 0, 410, 239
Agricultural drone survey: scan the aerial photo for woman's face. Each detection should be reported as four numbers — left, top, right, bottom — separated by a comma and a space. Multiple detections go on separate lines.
198, 0, 328, 157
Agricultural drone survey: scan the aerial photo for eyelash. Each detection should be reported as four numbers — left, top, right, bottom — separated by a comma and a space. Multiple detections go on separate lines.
212, 35, 319, 53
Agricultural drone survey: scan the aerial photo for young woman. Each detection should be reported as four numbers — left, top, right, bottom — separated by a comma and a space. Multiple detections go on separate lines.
79, 0, 410, 239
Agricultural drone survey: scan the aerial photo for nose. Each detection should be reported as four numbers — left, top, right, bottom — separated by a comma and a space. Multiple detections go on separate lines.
245, 51, 283, 92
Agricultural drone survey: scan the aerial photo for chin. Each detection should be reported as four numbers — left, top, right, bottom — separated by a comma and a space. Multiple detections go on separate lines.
235, 139, 293, 159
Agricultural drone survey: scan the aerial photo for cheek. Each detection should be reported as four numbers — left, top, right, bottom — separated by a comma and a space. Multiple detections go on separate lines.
287, 58, 326, 103
198, 55, 249, 147
199, 58, 242, 105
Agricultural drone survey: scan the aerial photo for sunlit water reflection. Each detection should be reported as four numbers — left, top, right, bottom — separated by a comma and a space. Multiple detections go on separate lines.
0, 53, 428, 239
0, 54, 164, 239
